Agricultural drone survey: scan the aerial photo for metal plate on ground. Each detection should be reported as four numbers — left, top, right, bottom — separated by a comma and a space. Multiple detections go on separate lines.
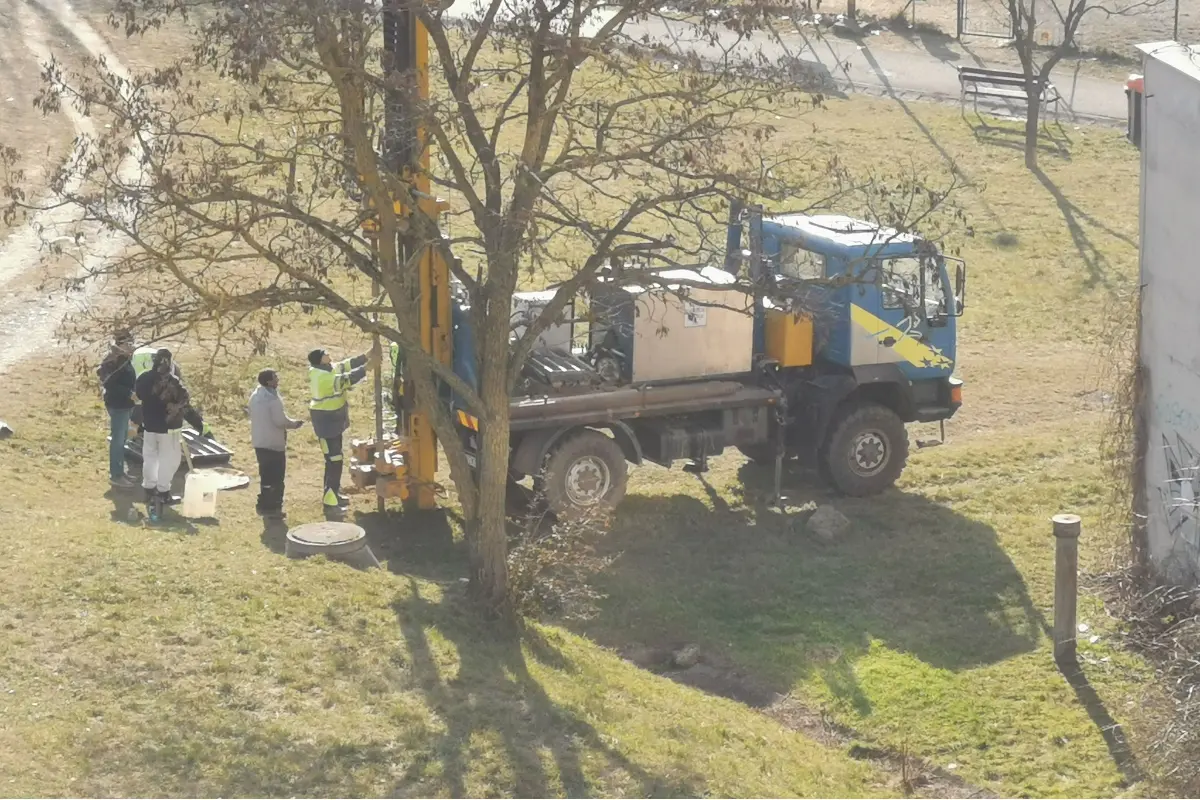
123, 428, 234, 467
192, 467, 250, 491
287, 521, 366, 548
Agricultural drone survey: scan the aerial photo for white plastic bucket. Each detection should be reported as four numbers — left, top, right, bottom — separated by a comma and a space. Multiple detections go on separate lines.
181, 469, 222, 518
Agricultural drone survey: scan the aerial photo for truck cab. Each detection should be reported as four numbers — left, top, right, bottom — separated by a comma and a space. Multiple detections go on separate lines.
757, 212, 963, 385
729, 207, 966, 494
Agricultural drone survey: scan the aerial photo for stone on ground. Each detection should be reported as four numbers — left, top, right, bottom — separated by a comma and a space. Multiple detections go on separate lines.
807, 505, 851, 541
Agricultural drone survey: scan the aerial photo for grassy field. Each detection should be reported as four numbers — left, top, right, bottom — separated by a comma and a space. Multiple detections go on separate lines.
0, 8, 1163, 796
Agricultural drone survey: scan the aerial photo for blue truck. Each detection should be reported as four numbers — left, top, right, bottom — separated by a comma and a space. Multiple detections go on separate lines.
445, 204, 966, 517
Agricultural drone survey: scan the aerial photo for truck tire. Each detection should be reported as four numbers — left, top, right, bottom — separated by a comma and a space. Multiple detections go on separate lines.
540, 429, 628, 519
820, 402, 908, 497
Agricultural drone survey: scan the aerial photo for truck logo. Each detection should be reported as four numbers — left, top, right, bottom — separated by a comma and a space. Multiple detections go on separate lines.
850, 304, 953, 371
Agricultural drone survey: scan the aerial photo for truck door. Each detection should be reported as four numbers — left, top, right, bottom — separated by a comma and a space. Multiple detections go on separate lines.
856, 255, 952, 374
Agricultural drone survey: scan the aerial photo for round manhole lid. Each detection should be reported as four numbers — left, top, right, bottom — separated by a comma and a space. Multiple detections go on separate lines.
287, 522, 366, 548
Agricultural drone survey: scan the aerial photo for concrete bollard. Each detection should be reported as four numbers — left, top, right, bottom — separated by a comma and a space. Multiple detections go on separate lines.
1052, 513, 1082, 663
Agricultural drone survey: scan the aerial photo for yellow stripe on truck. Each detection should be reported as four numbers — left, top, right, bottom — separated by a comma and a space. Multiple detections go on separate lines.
850, 304, 953, 370
456, 410, 479, 431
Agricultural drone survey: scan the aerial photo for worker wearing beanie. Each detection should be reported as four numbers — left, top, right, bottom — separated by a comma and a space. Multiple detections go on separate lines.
307, 344, 379, 515
129, 338, 214, 439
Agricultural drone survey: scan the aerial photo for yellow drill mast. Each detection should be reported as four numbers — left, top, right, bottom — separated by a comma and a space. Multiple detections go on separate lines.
380, 1, 451, 510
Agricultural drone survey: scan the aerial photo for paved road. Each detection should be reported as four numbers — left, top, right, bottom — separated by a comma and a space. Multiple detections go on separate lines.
627, 16, 1129, 125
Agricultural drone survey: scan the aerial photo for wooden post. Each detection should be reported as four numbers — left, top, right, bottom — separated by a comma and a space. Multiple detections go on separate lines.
1052, 513, 1082, 663
372, 279, 385, 514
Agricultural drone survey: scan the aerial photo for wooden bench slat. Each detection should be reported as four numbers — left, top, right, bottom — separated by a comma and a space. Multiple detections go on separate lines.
965, 87, 1029, 99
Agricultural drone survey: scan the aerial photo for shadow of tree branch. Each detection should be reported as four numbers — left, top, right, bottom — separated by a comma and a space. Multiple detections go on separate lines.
392, 578, 700, 797
1033, 164, 1137, 291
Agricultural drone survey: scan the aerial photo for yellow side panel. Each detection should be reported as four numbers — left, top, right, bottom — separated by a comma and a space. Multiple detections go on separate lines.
765, 309, 814, 367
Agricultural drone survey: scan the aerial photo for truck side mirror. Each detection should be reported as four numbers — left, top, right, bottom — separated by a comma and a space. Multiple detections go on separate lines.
954, 263, 966, 316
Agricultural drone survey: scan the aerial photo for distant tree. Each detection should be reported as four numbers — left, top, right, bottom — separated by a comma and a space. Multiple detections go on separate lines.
1006, 0, 1163, 168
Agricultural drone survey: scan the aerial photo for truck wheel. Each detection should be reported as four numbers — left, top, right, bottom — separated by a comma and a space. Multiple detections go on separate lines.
820, 403, 908, 497
540, 429, 628, 519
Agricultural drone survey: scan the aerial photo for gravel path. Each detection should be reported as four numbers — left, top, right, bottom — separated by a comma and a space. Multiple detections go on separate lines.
0, 0, 139, 374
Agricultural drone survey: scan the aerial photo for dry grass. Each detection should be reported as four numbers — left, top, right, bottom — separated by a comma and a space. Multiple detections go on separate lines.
0, 355, 893, 799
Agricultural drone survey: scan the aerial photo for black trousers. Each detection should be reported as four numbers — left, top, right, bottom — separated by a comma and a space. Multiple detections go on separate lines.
318, 434, 344, 507
255, 448, 287, 513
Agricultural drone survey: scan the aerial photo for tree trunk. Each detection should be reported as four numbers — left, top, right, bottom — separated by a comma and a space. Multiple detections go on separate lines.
469, 405, 511, 615
466, 306, 512, 616
1024, 89, 1041, 170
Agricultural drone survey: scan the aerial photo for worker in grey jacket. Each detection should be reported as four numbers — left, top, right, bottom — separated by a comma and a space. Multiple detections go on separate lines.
249, 369, 305, 519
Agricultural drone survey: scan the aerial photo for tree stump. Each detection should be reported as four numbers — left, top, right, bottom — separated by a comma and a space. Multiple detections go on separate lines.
285, 521, 381, 570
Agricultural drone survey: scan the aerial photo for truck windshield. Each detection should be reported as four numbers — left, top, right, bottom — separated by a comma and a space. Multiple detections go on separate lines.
879, 256, 947, 318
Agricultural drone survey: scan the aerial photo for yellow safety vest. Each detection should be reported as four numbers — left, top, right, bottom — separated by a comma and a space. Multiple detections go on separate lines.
309, 366, 352, 411
131, 346, 157, 376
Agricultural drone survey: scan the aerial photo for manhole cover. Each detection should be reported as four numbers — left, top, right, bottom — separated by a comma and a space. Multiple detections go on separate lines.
287, 521, 366, 548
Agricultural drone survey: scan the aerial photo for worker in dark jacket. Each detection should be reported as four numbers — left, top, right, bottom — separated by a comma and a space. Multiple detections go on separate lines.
128, 339, 213, 439
135, 349, 202, 519
308, 344, 378, 515
97, 331, 137, 487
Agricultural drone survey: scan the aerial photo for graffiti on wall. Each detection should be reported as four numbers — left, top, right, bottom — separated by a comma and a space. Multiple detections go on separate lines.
1154, 395, 1200, 436
1158, 432, 1200, 580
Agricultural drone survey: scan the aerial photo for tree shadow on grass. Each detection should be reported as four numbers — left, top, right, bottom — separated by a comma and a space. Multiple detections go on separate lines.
354, 507, 466, 583
1031, 165, 1135, 292
969, 120, 1073, 159
391, 579, 702, 797
575, 462, 1046, 718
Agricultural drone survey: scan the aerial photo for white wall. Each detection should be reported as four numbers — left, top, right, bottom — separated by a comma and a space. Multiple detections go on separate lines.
1138, 43, 1200, 586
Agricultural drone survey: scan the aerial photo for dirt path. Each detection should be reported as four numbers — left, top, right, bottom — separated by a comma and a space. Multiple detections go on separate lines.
0, 0, 140, 374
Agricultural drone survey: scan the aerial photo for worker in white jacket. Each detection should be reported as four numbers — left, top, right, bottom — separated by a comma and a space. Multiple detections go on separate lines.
248, 369, 305, 520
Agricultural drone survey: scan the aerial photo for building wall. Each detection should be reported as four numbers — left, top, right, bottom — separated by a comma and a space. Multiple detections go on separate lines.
1138, 44, 1200, 586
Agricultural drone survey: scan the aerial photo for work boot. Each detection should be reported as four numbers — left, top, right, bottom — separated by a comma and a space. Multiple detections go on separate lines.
159, 490, 180, 506
335, 492, 350, 508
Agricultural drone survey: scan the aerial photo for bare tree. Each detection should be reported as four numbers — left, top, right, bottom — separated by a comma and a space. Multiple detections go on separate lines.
2, 0, 959, 614
1007, 0, 1162, 168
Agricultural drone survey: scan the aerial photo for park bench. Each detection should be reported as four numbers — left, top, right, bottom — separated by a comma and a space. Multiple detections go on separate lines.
957, 66, 1062, 121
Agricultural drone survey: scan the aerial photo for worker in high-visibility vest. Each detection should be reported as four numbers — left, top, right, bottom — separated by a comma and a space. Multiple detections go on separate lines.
308, 344, 379, 514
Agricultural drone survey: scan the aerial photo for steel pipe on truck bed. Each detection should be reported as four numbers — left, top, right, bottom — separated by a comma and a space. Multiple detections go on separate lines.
507, 379, 780, 432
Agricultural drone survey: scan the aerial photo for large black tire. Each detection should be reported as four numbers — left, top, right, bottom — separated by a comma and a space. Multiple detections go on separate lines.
540, 429, 629, 519
819, 403, 909, 497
